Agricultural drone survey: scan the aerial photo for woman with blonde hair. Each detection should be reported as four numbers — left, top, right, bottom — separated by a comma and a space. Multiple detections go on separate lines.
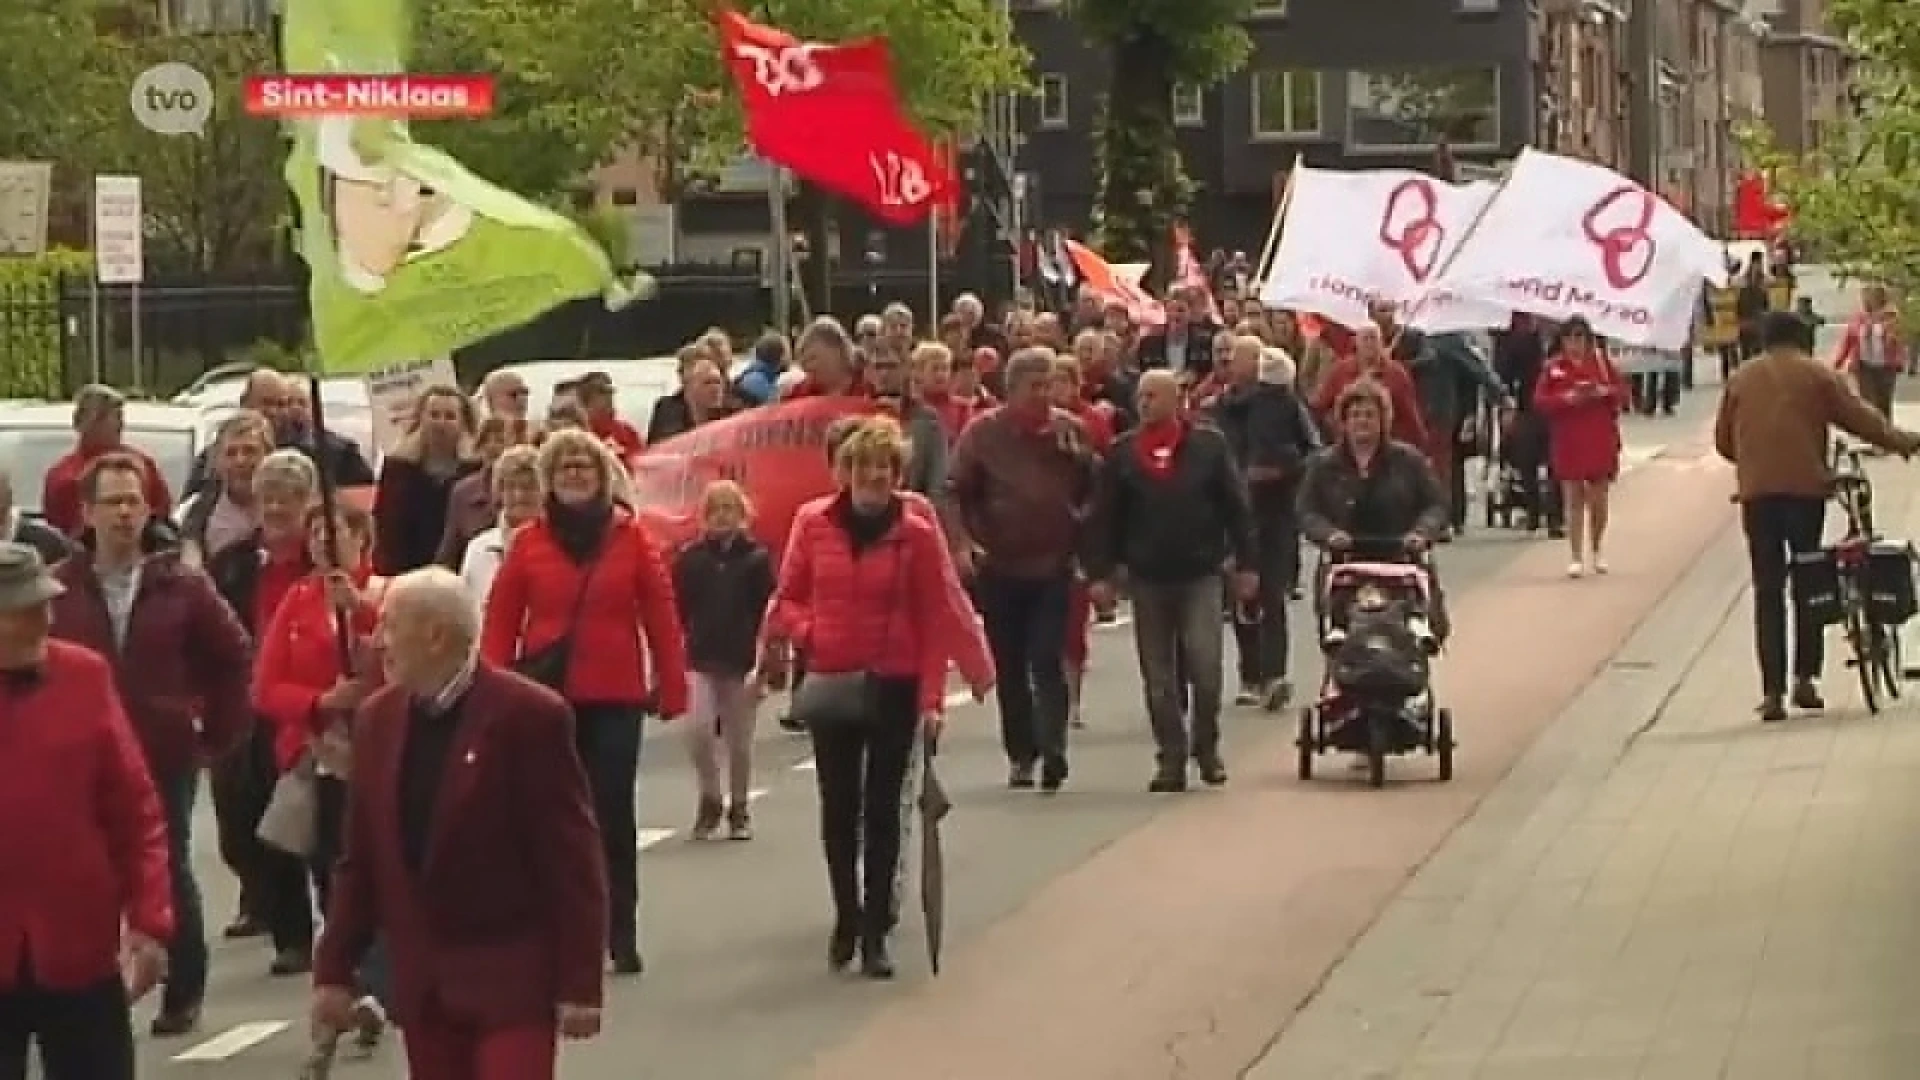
458, 443, 543, 607
759, 415, 973, 979
371, 385, 480, 575
480, 427, 688, 976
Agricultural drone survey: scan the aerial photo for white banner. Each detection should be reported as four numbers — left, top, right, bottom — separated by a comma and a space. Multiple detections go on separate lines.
364, 357, 459, 452
1406, 149, 1721, 349
93, 175, 144, 285
1259, 165, 1509, 331
0, 162, 52, 256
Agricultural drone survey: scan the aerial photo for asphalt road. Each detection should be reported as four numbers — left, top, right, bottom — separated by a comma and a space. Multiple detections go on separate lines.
78, 379, 1724, 1080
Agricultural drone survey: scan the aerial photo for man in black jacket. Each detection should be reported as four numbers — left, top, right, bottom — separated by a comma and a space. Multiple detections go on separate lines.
1135, 287, 1218, 381
1088, 369, 1255, 792
1211, 339, 1319, 710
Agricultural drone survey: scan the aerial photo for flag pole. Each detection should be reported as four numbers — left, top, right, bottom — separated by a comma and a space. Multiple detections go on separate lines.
768, 165, 792, 333
1397, 156, 1518, 333
927, 210, 940, 322
1252, 152, 1304, 290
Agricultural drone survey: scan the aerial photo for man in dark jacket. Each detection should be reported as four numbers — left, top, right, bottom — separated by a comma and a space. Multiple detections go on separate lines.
1370, 301, 1509, 536
1211, 340, 1319, 710
185, 370, 373, 496
1135, 287, 1218, 380
49, 453, 251, 1038
0, 467, 70, 565
1088, 369, 1255, 792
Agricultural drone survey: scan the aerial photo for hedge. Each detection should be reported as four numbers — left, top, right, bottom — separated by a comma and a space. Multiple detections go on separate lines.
0, 250, 92, 399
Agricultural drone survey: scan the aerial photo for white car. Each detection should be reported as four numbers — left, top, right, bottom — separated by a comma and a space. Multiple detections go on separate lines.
0, 401, 205, 517
485, 355, 756, 434
175, 371, 379, 458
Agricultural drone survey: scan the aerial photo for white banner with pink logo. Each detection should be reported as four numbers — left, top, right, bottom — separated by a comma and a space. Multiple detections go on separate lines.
1406, 149, 1723, 349
1257, 165, 1510, 331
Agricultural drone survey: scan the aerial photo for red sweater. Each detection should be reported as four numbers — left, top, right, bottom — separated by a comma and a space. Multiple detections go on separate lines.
763, 494, 960, 715
0, 641, 173, 991
253, 566, 385, 772
40, 443, 173, 537
480, 509, 690, 715
1311, 356, 1431, 449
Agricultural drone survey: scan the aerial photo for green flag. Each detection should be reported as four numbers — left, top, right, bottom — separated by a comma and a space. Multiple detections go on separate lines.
281, 0, 631, 373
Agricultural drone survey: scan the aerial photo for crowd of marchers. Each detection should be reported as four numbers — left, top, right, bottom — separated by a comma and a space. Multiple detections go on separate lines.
5, 264, 1913, 1079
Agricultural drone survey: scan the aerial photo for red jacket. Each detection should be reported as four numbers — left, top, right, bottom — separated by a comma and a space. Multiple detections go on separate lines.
1534, 350, 1627, 481
1065, 400, 1115, 455
40, 443, 173, 537
253, 567, 385, 772
1833, 311, 1908, 372
480, 509, 689, 716
0, 641, 173, 991
589, 415, 645, 461
1311, 356, 1430, 449
923, 390, 997, 444
314, 665, 606, 1027
763, 494, 962, 715
49, 551, 253, 778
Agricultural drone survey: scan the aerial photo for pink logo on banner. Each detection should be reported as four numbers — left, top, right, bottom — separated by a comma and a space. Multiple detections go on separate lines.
1580, 185, 1657, 290
1378, 177, 1444, 283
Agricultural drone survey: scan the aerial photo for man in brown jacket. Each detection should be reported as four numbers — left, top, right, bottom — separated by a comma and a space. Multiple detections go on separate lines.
1715, 311, 1920, 722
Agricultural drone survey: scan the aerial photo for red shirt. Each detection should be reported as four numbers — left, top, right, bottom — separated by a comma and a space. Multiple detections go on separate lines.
590, 414, 645, 462
0, 641, 173, 991
255, 540, 312, 635
1311, 356, 1431, 449
40, 443, 174, 537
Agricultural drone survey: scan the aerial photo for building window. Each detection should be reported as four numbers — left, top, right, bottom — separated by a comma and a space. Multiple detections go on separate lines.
1172, 85, 1205, 127
1346, 67, 1500, 150
1038, 74, 1070, 129
1249, 0, 1288, 14
1250, 69, 1322, 139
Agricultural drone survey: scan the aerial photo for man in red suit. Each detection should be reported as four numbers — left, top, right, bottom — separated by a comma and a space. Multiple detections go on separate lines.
312, 567, 608, 1080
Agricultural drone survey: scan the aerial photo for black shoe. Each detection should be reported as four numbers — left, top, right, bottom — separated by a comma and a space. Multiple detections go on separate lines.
828, 921, 859, 972
611, 944, 643, 976
1790, 681, 1825, 712
1197, 758, 1228, 786
859, 935, 896, 980
222, 914, 265, 940
1040, 756, 1068, 793
1148, 767, 1187, 793
778, 712, 806, 733
1008, 761, 1036, 789
149, 1002, 201, 1037
269, 947, 311, 977
1758, 695, 1787, 723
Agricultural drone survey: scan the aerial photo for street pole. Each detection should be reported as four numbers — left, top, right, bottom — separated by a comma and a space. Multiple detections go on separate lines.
768, 165, 791, 333
130, 285, 142, 392
87, 199, 101, 384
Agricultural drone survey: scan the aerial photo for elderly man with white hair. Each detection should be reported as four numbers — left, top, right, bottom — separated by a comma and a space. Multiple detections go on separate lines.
313, 568, 607, 1080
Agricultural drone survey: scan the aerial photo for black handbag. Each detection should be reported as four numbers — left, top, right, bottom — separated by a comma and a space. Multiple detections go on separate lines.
514, 554, 601, 692
786, 544, 907, 731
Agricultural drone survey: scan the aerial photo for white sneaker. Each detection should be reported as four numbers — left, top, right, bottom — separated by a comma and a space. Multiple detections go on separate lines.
1592, 556, 1610, 574
1567, 562, 1585, 579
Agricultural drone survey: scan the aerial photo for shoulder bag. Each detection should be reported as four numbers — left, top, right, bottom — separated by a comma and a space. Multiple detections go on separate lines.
514, 553, 602, 692
786, 540, 910, 732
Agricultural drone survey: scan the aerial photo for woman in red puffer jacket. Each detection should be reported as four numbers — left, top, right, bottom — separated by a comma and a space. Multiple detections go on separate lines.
759, 415, 975, 981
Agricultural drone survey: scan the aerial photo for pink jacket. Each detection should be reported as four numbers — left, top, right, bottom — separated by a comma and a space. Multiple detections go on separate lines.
763, 493, 993, 714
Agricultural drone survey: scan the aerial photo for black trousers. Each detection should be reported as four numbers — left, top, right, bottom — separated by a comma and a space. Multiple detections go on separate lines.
573, 702, 645, 954
1233, 510, 1297, 688
1741, 496, 1828, 695
975, 570, 1072, 767
809, 678, 918, 934
209, 724, 277, 922
1858, 366, 1898, 421
0, 975, 134, 1080
1630, 371, 1680, 414
154, 771, 208, 1011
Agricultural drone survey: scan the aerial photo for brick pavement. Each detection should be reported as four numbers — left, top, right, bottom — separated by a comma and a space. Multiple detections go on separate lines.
1247, 423, 1920, 1079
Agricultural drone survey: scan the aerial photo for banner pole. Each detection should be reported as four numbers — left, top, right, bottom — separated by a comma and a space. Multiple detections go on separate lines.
768, 166, 792, 333
1398, 159, 1519, 333
1252, 152, 1303, 290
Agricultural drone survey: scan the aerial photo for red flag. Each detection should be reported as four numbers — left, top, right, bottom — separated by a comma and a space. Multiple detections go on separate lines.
716, 9, 955, 225
1732, 172, 1790, 238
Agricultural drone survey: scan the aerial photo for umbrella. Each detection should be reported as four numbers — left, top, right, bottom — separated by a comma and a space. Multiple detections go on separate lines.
917, 733, 951, 975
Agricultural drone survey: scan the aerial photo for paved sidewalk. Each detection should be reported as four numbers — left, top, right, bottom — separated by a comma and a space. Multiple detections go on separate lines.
1247, 435, 1920, 1078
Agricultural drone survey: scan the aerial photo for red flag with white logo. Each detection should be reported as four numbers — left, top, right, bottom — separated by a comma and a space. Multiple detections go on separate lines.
716, 9, 955, 226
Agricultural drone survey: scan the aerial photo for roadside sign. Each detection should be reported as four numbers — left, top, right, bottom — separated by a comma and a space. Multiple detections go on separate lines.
0, 162, 52, 255
94, 176, 144, 284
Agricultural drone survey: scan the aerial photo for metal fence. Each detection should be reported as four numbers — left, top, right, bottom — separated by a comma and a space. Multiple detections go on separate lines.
0, 262, 973, 399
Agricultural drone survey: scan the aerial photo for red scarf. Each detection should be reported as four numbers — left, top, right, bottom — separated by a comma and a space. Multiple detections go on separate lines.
1134, 419, 1184, 480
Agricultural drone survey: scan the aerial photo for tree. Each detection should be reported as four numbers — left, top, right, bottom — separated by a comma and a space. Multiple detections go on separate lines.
1072, 0, 1252, 264
1742, 0, 1920, 299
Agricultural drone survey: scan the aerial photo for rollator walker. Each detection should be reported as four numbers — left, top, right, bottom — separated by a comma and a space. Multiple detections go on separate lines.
1296, 537, 1455, 788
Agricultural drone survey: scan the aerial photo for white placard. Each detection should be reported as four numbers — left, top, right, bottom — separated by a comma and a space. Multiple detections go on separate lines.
0, 162, 52, 256
93, 175, 144, 285
364, 357, 459, 452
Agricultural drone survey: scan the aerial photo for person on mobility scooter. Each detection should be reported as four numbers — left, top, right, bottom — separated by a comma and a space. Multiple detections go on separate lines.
1295, 378, 1456, 786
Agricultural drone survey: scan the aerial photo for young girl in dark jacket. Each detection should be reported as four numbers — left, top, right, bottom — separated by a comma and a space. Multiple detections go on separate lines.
672, 480, 776, 841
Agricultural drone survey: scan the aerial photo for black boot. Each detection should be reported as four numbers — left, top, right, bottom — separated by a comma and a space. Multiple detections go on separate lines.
828, 914, 859, 972
859, 932, 896, 980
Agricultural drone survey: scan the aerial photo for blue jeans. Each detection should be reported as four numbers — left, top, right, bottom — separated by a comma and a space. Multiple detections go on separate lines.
155, 772, 208, 1012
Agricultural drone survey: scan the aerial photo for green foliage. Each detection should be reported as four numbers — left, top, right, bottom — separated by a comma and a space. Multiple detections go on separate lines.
1071, 0, 1251, 261
0, 250, 93, 399
1741, 0, 1920, 298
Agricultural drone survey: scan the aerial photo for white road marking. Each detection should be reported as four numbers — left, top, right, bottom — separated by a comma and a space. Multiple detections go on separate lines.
172, 1021, 289, 1062
746, 787, 770, 802
792, 758, 816, 772
637, 828, 676, 851
944, 689, 971, 708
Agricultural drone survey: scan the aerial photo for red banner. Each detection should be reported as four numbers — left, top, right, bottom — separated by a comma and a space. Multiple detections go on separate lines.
628, 396, 873, 558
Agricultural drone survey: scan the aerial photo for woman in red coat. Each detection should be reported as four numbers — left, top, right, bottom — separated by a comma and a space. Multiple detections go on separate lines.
758, 415, 967, 979
1533, 316, 1627, 578
251, 503, 391, 1045
0, 544, 170, 1080
480, 428, 689, 976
